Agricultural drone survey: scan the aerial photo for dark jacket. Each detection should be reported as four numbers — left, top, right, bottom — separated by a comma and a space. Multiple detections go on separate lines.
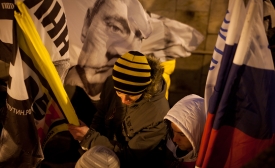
80, 56, 170, 167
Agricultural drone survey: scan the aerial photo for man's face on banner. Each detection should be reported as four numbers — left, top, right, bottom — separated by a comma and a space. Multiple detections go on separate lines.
76, 0, 143, 98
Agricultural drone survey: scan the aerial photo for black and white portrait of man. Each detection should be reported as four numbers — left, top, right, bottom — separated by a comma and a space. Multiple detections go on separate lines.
64, 0, 152, 100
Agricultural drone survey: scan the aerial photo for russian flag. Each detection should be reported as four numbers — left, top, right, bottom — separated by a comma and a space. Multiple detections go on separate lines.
196, 0, 275, 167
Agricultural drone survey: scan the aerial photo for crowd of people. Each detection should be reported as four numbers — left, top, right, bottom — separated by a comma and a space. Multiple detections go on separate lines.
67, 51, 207, 168
0, 50, 274, 167
0, 50, 207, 168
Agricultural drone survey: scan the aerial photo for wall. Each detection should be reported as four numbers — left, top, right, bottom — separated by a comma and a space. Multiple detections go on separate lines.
139, 0, 229, 106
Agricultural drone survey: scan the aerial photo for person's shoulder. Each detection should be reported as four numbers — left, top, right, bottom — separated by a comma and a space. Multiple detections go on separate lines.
140, 97, 169, 118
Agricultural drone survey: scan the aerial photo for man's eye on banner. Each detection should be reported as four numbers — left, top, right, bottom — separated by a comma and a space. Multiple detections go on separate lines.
64, 0, 152, 101
63, 0, 204, 105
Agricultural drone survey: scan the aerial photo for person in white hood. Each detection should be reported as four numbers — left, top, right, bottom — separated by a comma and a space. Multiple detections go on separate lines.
163, 94, 206, 168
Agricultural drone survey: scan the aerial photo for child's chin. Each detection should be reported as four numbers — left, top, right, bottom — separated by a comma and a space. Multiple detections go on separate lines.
123, 102, 133, 105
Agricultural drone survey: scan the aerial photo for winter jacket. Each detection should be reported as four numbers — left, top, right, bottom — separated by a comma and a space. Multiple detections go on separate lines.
80, 56, 170, 167
163, 94, 206, 168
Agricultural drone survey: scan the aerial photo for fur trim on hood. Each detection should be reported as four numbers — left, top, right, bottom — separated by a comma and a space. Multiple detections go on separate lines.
143, 55, 164, 100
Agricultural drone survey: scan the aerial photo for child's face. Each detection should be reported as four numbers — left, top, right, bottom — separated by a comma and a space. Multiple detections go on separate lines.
171, 122, 192, 151
116, 91, 142, 105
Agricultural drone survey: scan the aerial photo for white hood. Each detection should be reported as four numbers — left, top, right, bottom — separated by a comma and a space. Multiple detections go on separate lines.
164, 94, 206, 161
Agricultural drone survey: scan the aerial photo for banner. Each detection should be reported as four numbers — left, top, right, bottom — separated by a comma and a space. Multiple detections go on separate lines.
0, 1, 78, 167
23, 0, 71, 83
63, 0, 204, 101
196, 0, 275, 167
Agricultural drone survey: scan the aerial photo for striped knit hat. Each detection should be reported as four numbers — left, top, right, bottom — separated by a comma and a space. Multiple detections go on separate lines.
112, 51, 151, 95
75, 146, 120, 168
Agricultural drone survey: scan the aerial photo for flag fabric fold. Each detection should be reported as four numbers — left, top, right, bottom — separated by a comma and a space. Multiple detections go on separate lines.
196, 0, 275, 167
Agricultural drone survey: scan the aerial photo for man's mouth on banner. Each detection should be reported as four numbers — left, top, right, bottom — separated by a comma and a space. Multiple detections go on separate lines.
75, 56, 118, 98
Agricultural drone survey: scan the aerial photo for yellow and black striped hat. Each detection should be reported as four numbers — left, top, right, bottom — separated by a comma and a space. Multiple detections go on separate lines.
112, 51, 151, 95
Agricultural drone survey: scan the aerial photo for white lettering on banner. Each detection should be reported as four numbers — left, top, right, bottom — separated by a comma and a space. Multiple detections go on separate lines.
6, 100, 32, 115
1, 3, 14, 9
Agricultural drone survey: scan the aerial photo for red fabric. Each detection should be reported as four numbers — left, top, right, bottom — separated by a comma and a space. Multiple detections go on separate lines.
196, 112, 275, 168
196, 113, 215, 167
202, 126, 275, 168
196, 126, 275, 168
